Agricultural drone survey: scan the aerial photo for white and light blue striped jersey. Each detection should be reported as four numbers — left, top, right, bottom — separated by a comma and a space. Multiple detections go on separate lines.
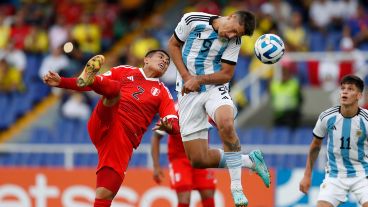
313, 106, 368, 178
173, 12, 242, 92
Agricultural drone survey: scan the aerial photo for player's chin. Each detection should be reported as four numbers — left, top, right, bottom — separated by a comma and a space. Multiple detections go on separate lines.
155, 68, 165, 75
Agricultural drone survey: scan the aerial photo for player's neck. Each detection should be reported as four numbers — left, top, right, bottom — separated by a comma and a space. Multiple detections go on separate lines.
340, 105, 359, 118
142, 67, 159, 78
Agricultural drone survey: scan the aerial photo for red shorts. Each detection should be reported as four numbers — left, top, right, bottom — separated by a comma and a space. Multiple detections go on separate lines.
168, 158, 216, 192
88, 101, 133, 179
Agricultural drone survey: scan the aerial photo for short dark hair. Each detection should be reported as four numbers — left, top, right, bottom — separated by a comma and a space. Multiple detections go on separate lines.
145, 49, 170, 60
340, 74, 364, 92
234, 11, 256, 36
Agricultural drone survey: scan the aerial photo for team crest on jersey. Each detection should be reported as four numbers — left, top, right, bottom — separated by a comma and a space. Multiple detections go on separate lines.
151, 87, 160, 96
357, 130, 362, 137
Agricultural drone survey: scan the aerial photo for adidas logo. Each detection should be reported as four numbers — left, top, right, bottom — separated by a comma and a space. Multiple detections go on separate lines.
127, 76, 134, 81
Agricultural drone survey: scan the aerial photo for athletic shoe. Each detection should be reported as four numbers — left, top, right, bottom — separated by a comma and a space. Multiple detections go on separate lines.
77, 55, 105, 87
231, 188, 248, 207
249, 149, 271, 188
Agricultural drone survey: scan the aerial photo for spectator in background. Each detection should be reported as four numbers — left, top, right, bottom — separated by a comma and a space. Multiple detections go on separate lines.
48, 16, 70, 51
0, 10, 11, 50
39, 46, 70, 79
148, 14, 172, 50
0, 58, 24, 93
194, 0, 221, 15
346, 3, 368, 50
56, 0, 83, 25
128, 30, 160, 66
309, 0, 333, 32
72, 11, 101, 61
94, 1, 119, 51
24, 24, 48, 54
270, 57, 303, 130
0, 41, 26, 78
283, 10, 308, 52
61, 91, 91, 121
260, 0, 291, 31
10, 10, 30, 50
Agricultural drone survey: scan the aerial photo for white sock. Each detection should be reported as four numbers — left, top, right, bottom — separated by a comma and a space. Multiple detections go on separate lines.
224, 152, 243, 190
242, 154, 254, 169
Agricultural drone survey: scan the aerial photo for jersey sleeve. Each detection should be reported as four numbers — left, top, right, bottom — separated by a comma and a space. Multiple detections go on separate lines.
221, 37, 241, 65
158, 84, 178, 119
174, 13, 193, 43
313, 113, 327, 139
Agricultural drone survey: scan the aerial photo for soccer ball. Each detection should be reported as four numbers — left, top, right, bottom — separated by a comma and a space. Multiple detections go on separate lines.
254, 34, 285, 64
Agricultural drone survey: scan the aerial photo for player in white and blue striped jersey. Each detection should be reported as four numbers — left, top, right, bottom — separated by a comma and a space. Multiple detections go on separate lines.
300, 75, 368, 207
168, 11, 270, 207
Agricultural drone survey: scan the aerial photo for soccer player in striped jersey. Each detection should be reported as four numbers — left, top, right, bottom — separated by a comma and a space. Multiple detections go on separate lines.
168, 11, 270, 206
300, 75, 368, 207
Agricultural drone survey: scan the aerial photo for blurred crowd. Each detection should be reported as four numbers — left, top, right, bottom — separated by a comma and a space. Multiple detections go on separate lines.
0, 0, 163, 130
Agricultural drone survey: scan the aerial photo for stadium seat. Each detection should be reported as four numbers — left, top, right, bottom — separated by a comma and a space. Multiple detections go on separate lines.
292, 127, 314, 145
309, 31, 327, 51
30, 127, 52, 143
240, 127, 267, 145
268, 127, 291, 144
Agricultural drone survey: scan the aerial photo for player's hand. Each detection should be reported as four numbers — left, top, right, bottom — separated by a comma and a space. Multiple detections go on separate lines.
182, 75, 200, 95
153, 167, 165, 184
43, 71, 61, 87
153, 117, 172, 132
299, 176, 311, 194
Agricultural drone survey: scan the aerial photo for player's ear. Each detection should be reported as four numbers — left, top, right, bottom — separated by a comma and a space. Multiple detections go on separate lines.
143, 57, 149, 65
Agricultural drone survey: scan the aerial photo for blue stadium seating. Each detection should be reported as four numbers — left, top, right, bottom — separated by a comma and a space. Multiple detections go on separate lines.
239, 127, 267, 144
309, 31, 327, 51
268, 127, 291, 144
291, 127, 314, 145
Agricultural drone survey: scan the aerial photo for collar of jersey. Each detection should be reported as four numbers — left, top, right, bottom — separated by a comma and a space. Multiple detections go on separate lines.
138, 68, 159, 81
339, 106, 361, 118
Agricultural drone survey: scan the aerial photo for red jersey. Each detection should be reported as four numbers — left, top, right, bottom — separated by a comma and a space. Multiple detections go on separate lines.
98, 65, 177, 148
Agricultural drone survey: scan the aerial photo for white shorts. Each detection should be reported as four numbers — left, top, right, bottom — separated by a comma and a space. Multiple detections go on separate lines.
177, 85, 237, 141
318, 175, 368, 206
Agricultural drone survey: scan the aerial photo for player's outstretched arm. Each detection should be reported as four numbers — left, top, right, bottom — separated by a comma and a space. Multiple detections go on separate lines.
299, 137, 323, 194
43, 71, 61, 87
151, 132, 165, 184
43, 71, 91, 91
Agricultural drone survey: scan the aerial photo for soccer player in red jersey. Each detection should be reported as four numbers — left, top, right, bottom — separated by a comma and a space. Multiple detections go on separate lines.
151, 111, 216, 207
43, 50, 180, 207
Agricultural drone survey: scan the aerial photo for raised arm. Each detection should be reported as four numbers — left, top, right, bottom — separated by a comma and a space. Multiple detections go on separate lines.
43, 71, 91, 91
299, 137, 323, 194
